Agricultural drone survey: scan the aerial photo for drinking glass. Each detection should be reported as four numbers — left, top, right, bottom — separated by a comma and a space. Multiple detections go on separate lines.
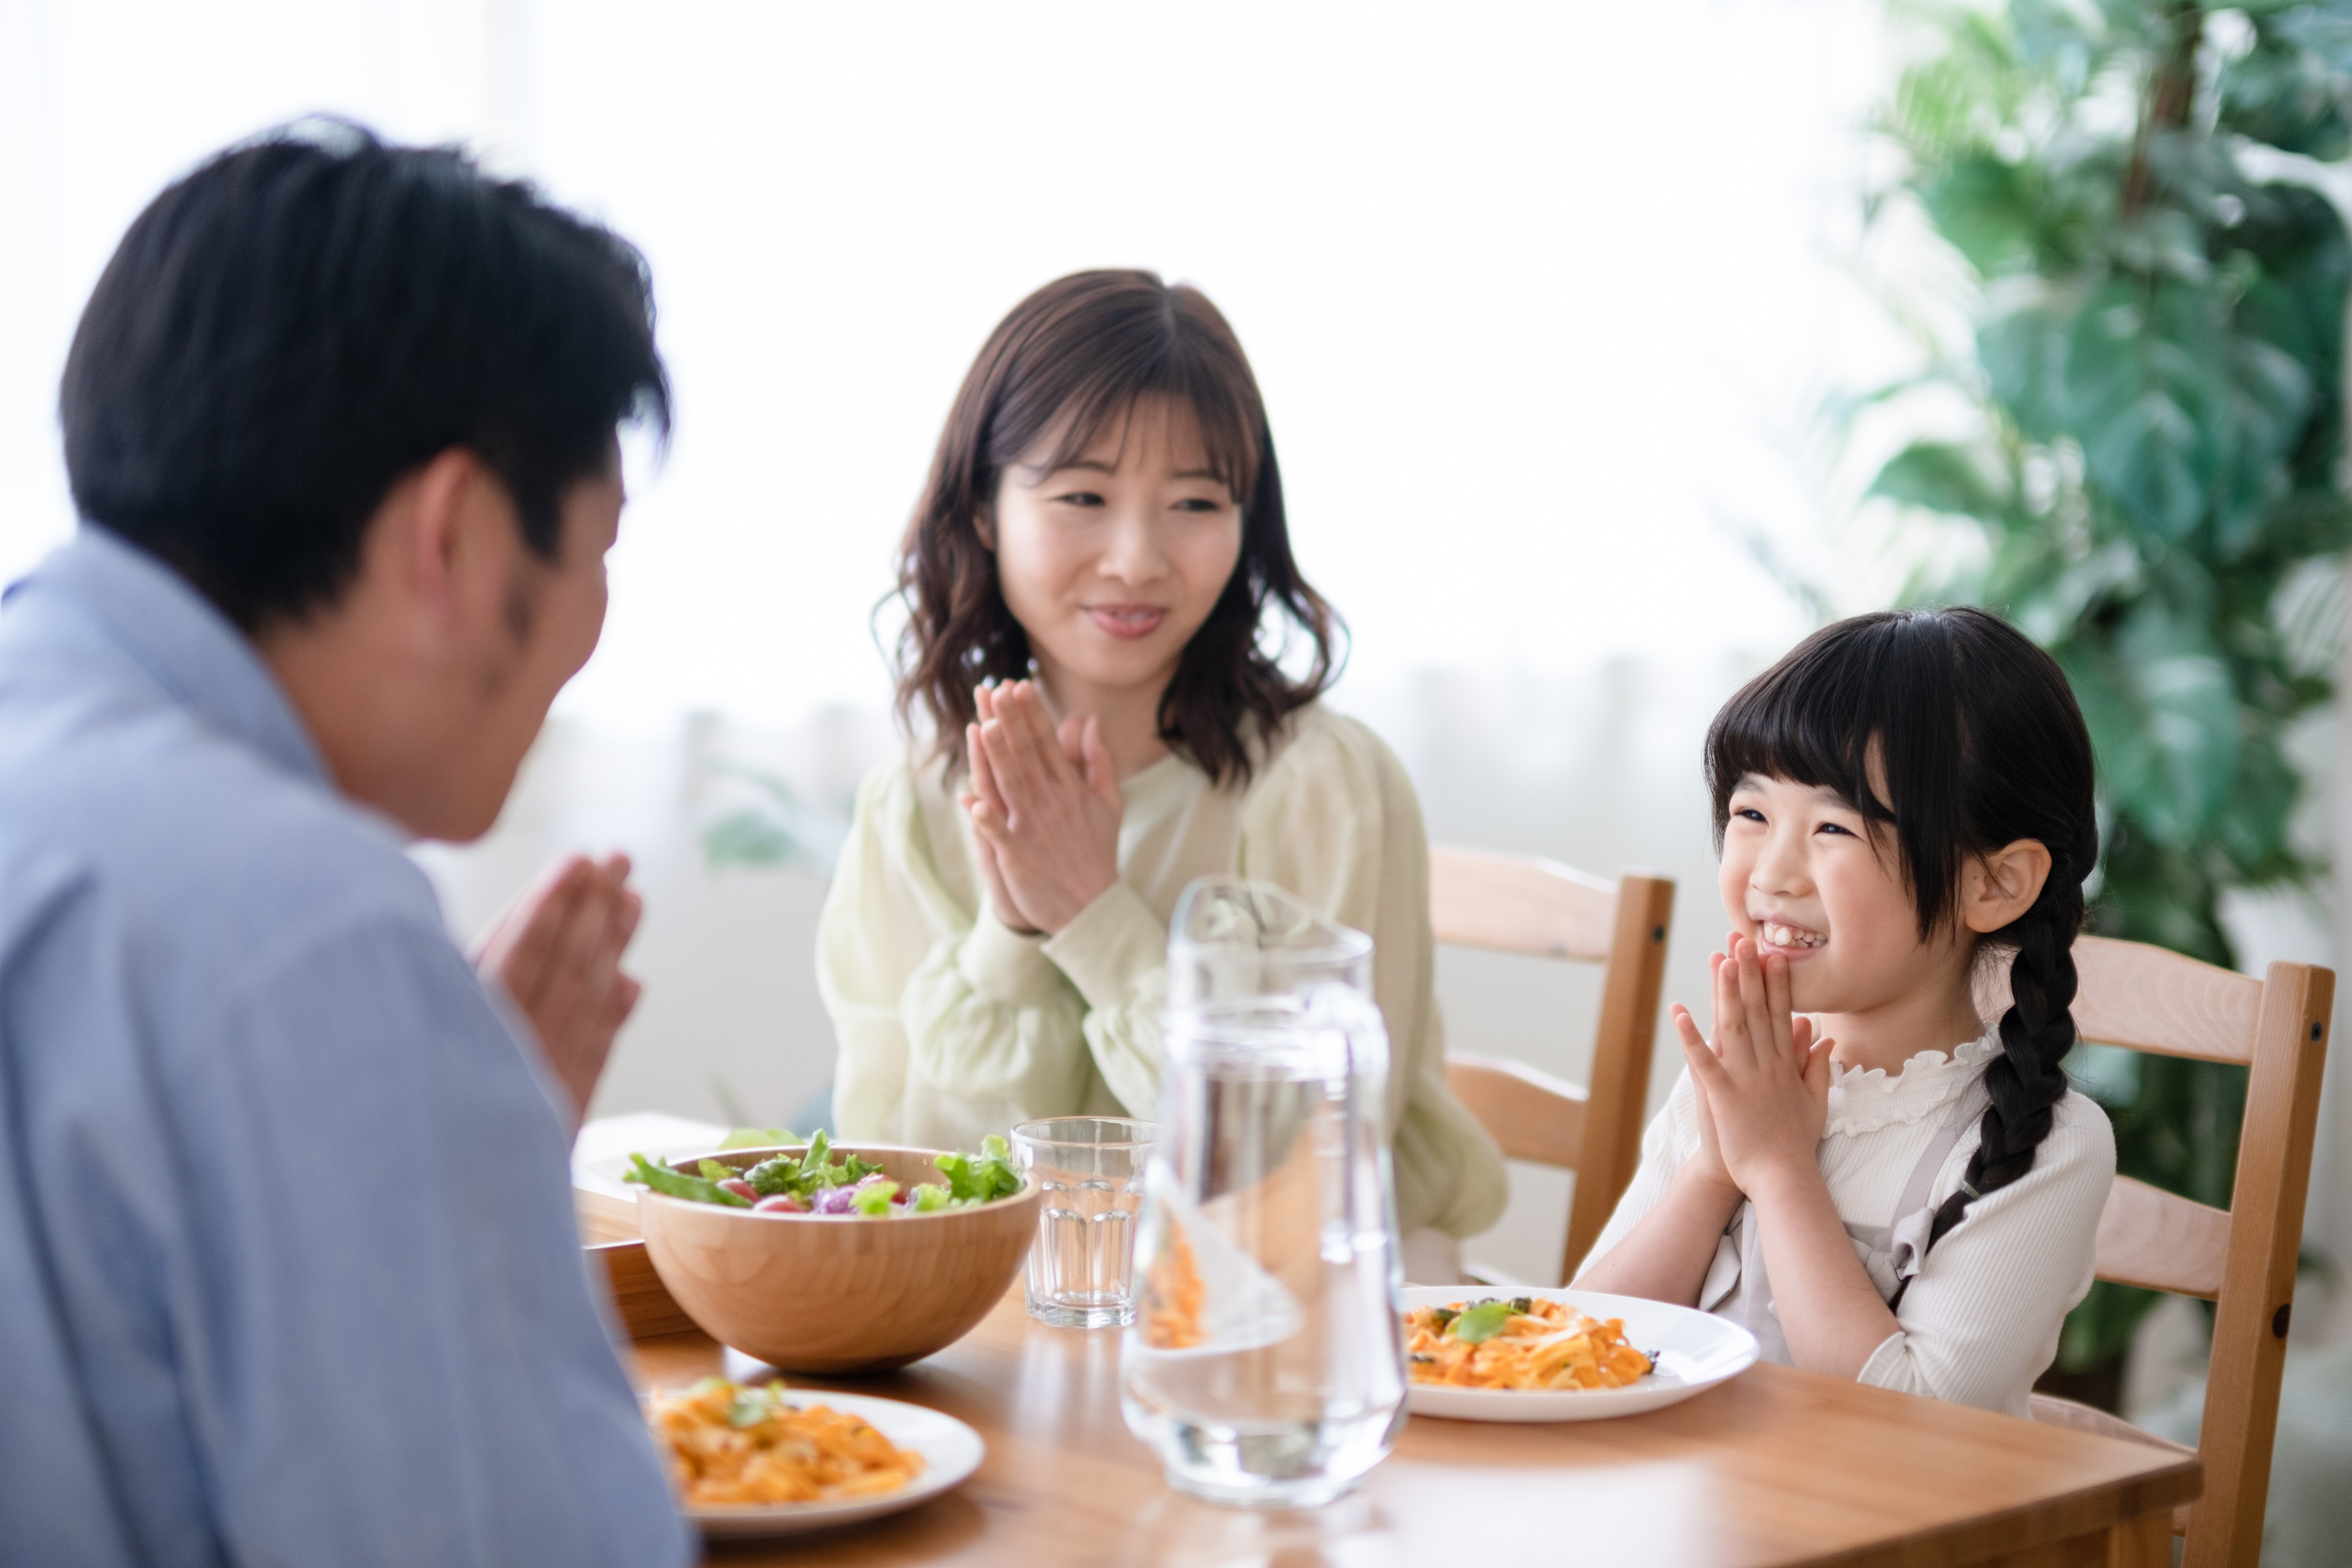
1012, 1117, 1155, 1328
1119, 879, 1407, 1508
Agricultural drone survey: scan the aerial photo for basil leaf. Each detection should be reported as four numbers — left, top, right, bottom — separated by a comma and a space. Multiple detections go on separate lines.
1450, 1301, 1513, 1343
724, 1384, 774, 1428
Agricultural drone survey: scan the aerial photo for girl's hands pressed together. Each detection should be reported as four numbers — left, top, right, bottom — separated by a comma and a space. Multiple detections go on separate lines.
1670, 931, 1835, 1200
958, 680, 1122, 935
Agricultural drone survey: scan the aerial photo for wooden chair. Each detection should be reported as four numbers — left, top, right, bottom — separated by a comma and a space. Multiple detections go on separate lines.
1429, 847, 1674, 1286
2025, 936, 2333, 1568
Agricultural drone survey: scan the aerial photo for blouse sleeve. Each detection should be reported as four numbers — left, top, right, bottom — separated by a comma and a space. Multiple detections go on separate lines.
1231, 714, 1508, 1239
1856, 1091, 2115, 1416
819, 759, 1096, 1141
1576, 1068, 1703, 1279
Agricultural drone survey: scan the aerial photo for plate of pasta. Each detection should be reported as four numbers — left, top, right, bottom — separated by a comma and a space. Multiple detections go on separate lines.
1401, 1287, 1758, 1423
645, 1377, 984, 1538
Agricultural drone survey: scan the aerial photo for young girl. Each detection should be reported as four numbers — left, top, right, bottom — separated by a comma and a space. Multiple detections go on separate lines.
816, 270, 1507, 1276
1576, 608, 2116, 1415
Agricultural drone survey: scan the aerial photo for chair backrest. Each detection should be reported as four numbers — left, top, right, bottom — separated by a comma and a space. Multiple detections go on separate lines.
1429, 846, 1674, 1285
2066, 935, 2333, 1568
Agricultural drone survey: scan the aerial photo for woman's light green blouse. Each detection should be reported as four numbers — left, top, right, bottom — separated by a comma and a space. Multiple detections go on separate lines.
816, 703, 1509, 1239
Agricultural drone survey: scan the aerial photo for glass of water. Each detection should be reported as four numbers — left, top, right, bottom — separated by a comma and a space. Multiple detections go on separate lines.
1011, 1117, 1154, 1328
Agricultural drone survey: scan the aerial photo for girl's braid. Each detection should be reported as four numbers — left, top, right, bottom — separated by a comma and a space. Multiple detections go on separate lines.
1923, 862, 2084, 1252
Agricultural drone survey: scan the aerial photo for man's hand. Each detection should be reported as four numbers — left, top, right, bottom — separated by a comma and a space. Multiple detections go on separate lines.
473, 852, 643, 1124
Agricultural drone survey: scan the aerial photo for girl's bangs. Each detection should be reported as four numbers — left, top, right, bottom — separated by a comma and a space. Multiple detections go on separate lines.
1706, 629, 1909, 841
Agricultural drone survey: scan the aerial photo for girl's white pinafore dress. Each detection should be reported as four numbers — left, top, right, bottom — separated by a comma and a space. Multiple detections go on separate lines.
1699, 1070, 1992, 1362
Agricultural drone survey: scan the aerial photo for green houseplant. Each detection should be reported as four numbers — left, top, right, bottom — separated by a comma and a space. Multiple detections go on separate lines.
1870, 0, 2352, 1397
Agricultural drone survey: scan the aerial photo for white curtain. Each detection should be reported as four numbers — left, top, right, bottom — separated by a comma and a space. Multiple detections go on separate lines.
21, 0, 2340, 1288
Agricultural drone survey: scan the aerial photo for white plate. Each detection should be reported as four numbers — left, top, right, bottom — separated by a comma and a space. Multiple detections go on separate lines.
674, 1386, 985, 1539
1401, 1287, 1758, 1423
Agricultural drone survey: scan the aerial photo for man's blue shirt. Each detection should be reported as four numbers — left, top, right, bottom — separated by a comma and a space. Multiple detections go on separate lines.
0, 529, 688, 1567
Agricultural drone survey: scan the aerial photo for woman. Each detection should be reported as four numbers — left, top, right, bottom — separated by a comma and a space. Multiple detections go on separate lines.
818, 270, 1505, 1275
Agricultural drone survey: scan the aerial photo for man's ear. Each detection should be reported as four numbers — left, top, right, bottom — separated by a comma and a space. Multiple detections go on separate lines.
400, 448, 497, 619
1962, 839, 2054, 934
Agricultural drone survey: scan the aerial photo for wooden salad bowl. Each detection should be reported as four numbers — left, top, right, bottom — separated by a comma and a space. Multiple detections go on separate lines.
635, 1144, 1040, 1375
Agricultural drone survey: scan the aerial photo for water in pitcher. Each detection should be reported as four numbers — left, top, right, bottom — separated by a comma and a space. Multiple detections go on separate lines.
1119, 881, 1407, 1508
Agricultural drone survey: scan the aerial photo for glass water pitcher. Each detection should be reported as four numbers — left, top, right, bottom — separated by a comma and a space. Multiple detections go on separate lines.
1119, 878, 1407, 1508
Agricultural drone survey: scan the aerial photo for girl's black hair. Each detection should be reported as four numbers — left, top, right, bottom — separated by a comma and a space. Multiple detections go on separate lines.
1706, 607, 2099, 1268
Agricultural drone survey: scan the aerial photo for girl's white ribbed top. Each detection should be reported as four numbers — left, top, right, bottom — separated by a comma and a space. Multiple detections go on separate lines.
1585, 1027, 2116, 1416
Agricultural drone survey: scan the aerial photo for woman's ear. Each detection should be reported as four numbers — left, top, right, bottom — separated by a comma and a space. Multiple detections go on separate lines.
972, 505, 996, 552
1962, 839, 2053, 934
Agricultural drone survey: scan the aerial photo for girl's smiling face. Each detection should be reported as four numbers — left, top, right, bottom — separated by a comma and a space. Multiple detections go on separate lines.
1718, 772, 1972, 1022
988, 394, 1243, 706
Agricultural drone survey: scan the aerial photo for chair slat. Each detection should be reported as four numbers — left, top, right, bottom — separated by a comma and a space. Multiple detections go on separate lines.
2095, 1176, 2229, 1300
1444, 1054, 1588, 1168
1565, 874, 1674, 1274
2072, 936, 2262, 1066
1429, 847, 1617, 961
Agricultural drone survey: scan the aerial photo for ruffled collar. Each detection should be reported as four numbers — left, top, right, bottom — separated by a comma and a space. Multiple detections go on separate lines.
1821, 1023, 2001, 1138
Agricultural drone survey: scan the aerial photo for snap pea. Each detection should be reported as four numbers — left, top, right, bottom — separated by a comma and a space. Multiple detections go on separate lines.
623, 1152, 752, 1207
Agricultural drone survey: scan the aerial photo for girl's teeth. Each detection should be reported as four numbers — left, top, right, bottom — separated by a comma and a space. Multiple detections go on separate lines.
1764, 923, 1825, 949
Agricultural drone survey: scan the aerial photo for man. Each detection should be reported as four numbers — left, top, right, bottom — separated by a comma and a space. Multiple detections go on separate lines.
0, 126, 690, 1565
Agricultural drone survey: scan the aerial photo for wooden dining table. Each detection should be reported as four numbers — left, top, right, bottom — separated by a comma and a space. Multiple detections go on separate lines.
623, 1280, 2199, 1567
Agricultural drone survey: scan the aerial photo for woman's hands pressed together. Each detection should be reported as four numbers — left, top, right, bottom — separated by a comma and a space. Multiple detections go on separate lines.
1671, 932, 1836, 1203
960, 680, 1123, 935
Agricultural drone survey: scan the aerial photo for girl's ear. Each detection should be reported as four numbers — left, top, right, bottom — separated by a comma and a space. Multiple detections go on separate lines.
1962, 839, 2053, 934
972, 506, 996, 551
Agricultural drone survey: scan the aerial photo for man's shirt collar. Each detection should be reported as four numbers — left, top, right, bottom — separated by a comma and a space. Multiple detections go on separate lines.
8, 526, 330, 788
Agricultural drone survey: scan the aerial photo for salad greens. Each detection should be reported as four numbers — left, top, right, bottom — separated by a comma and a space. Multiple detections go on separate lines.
716, 1127, 797, 1151
933, 1135, 1021, 1205
621, 1129, 1025, 1218
739, 1130, 882, 1202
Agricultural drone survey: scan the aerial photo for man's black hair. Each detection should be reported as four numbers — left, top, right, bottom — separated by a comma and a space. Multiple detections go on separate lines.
60, 120, 671, 631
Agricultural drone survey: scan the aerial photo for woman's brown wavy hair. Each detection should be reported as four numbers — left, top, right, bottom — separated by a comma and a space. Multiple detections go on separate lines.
890, 269, 1343, 786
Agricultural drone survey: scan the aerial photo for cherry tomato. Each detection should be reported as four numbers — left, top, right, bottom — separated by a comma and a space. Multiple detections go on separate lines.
718, 1178, 758, 1202
753, 1194, 806, 1214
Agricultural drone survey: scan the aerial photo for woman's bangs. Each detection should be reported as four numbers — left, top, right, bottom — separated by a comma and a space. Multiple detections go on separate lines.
1029, 353, 1259, 504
